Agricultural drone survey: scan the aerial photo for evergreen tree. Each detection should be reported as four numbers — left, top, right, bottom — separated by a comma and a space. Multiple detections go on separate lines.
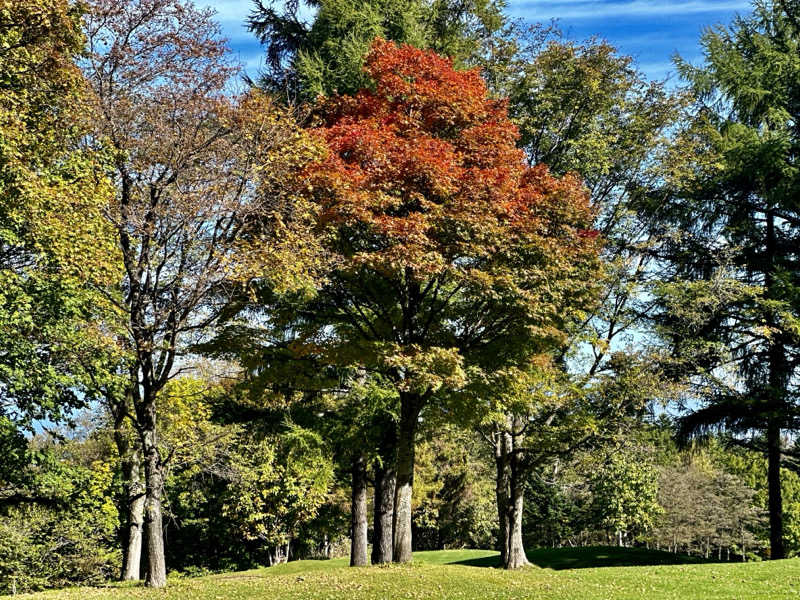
652, 0, 800, 559
248, 0, 505, 100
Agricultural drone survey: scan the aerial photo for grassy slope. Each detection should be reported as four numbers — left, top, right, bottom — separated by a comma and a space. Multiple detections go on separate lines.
11, 547, 800, 600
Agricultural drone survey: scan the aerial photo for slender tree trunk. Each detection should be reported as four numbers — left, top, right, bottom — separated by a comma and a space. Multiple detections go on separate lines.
764, 209, 786, 560
350, 453, 369, 567
121, 453, 145, 580
393, 394, 420, 563
493, 428, 510, 565
110, 388, 144, 581
767, 417, 785, 559
505, 438, 532, 569
138, 395, 167, 588
372, 426, 396, 565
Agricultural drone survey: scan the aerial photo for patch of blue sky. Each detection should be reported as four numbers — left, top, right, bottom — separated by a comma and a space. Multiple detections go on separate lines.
510, 0, 750, 81
199, 0, 752, 83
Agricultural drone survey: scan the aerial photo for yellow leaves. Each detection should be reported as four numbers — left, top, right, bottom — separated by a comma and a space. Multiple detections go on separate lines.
381, 345, 467, 394
1, 0, 122, 292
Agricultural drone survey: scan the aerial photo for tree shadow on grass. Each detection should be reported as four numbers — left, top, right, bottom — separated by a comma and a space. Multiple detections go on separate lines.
452, 546, 710, 570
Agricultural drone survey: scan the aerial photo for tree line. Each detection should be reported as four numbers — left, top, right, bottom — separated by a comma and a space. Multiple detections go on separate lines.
1, 0, 799, 592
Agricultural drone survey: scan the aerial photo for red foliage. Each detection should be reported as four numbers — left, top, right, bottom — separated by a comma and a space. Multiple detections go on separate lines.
305, 39, 597, 279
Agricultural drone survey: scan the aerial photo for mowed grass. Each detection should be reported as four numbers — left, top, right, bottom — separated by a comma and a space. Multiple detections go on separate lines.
10, 547, 800, 600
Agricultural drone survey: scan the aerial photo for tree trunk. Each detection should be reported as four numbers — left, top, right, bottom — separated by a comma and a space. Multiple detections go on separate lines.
350, 453, 369, 567
393, 394, 420, 563
493, 428, 510, 565
767, 417, 785, 559
504, 440, 529, 569
764, 209, 786, 560
110, 388, 144, 581
372, 426, 396, 565
121, 453, 145, 580
138, 396, 167, 588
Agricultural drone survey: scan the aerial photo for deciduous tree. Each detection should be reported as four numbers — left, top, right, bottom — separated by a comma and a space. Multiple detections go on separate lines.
0, 0, 118, 463
287, 38, 599, 562
81, 0, 321, 585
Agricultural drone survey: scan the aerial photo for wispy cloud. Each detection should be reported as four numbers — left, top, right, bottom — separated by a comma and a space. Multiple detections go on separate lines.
197, 0, 253, 24
510, 0, 749, 21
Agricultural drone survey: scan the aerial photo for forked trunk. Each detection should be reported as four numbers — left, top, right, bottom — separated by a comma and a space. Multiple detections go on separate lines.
350, 453, 369, 566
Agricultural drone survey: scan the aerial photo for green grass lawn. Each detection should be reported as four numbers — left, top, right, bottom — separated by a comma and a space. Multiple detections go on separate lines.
10, 547, 800, 600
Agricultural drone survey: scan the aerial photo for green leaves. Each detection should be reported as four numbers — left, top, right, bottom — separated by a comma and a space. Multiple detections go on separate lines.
223, 427, 334, 547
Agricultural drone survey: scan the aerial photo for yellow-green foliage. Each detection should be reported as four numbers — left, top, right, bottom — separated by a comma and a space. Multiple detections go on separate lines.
222, 426, 334, 548
0, 453, 120, 594
0, 0, 121, 424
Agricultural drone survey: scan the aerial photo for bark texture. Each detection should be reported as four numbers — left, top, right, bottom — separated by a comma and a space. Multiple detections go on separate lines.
393, 395, 420, 563
138, 397, 167, 588
505, 478, 529, 569
494, 429, 510, 566
110, 389, 144, 581
372, 425, 396, 565
121, 453, 145, 580
350, 454, 369, 567
493, 419, 529, 569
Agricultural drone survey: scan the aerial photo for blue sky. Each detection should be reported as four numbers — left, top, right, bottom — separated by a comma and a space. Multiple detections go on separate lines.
198, 0, 753, 82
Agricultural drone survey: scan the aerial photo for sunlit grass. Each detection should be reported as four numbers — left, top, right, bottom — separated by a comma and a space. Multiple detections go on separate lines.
10, 547, 800, 599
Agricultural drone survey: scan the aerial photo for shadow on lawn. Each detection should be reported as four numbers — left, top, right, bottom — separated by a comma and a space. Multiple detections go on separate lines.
452, 546, 710, 570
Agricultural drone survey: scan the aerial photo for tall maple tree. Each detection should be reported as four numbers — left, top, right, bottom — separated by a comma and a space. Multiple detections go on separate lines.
282, 39, 600, 562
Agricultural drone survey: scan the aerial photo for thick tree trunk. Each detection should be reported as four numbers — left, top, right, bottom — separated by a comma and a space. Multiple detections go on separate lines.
372, 426, 396, 565
393, 394, 420, 563
121, 453, 145, 580
350, 453, 369, 566
767, 418, 785, 559
138, 396, 167, 588
504, 440, 529, 569
505, 486, 528, 569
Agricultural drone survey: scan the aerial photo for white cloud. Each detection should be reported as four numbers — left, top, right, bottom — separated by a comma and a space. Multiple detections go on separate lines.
196, 0, 251, 24
510, 0, 749, 21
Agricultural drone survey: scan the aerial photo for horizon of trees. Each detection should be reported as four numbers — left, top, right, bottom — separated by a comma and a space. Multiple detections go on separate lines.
1, 0, 799, 593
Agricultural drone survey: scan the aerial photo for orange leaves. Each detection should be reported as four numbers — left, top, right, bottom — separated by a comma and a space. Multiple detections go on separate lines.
364, 38, 494, 131
303, 37, 600, 316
